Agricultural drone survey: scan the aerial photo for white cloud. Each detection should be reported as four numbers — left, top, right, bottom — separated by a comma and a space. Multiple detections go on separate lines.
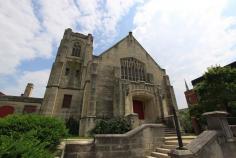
75, 0, 137, 49
0, 0, 137, 76
0, 1, 52, 75
103, 0, 136, 35
3, 69, 50, 97
3, 0, 234, 108
133, 0, 236, 108
0, 0, 137, 97
37, 0, 137, 50
38, 0, 81, 41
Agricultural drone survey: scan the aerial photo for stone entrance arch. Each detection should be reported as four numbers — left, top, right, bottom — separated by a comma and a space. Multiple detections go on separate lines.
125, 89, 159, 123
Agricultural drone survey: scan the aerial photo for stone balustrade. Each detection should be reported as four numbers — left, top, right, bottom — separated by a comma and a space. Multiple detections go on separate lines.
63, 124, 164, 158
169, 111, 236, 158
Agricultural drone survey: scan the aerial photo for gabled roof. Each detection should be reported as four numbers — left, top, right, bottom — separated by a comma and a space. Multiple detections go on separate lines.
98, 32, 163, 70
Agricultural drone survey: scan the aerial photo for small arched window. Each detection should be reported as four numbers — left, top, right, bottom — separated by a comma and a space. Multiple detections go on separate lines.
72, 42, 81, 57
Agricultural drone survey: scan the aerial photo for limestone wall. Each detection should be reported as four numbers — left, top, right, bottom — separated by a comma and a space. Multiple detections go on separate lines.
0, 96, 42, 116
63, 124, 164, 158
53, 89, 83, 119
95, 64, 115, 118
98, 34, 165, 85
94, 33, 170, 120
64, 140, 95, 158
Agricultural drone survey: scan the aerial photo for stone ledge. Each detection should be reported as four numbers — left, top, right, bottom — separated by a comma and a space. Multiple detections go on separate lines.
95, 123, 164, 138
202, 111, 229, 117
63, 139, 94, 145
186, 130, 217, 153
0, 95, 43, 103
169, 130, 218, 157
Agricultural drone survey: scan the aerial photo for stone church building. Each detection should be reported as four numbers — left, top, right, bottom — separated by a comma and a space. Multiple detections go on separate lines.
40, 28, 178, 136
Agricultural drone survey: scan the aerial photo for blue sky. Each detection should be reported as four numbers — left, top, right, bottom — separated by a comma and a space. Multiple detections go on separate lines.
0, 0, 236, 109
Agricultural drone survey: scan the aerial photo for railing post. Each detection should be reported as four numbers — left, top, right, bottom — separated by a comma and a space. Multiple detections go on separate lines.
203, 111, 234, 142
172, 106, 186, 150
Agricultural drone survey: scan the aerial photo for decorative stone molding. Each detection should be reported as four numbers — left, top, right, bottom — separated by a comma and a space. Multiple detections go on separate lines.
126, 113, 139, 129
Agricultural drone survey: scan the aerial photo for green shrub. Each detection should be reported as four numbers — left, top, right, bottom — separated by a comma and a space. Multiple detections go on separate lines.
90, 117, 131, 135
189, 104, 208, 130
0, 114, 67, 148
0, 114, 67, 157
0, 131, 53, 158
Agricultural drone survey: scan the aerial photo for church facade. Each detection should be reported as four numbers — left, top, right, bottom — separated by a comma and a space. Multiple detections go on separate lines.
40, 28, 178, 136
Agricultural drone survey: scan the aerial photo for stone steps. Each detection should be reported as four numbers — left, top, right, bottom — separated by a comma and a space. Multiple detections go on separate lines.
151, 152, 170, 158
164, 136, 197, 141
161, 144, 177, 149
164, 134, 177, 137
156, 147, 170, 154
146, 156, 156, 158
146, 128, 196, 158
164, 133, 176, 136
165, 140, 189, 146
164, 131, 176, 134
164, 128, 184, 132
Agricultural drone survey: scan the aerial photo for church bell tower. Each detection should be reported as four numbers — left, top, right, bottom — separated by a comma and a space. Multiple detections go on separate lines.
40, 28, 93, 119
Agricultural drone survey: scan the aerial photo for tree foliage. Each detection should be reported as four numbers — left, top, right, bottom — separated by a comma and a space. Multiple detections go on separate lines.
195, 66, 236, 113
179, 109, 193, 133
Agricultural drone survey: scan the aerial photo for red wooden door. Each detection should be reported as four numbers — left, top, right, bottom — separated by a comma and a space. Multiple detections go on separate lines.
133, 100, 144, 120
0, 106, 14, 117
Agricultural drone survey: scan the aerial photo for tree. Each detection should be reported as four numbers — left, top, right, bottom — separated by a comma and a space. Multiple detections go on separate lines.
195, 66, 236, 114
179, 109, 193, 133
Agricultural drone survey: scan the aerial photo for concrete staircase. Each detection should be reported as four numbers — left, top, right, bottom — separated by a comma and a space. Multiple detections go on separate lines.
146, 128, 197, 158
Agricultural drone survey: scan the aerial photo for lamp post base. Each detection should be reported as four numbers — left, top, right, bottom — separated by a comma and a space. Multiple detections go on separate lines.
176, 146, 188, 150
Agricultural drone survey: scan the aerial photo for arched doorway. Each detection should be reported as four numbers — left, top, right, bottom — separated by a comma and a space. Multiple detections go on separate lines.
131, 91, 159, 123
133, 100, 144, 120
0, 105, 15, 117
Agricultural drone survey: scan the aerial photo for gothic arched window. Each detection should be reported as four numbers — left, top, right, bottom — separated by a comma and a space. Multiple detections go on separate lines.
120, 57, 146, 81
72, 42, 81, 57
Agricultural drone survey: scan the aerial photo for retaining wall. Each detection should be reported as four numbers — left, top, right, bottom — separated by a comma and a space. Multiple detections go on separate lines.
63, 124, 164, 158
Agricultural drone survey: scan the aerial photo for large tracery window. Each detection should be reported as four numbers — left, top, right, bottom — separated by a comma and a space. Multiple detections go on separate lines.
121, 57, 146, 81
72, 42, 81, 57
